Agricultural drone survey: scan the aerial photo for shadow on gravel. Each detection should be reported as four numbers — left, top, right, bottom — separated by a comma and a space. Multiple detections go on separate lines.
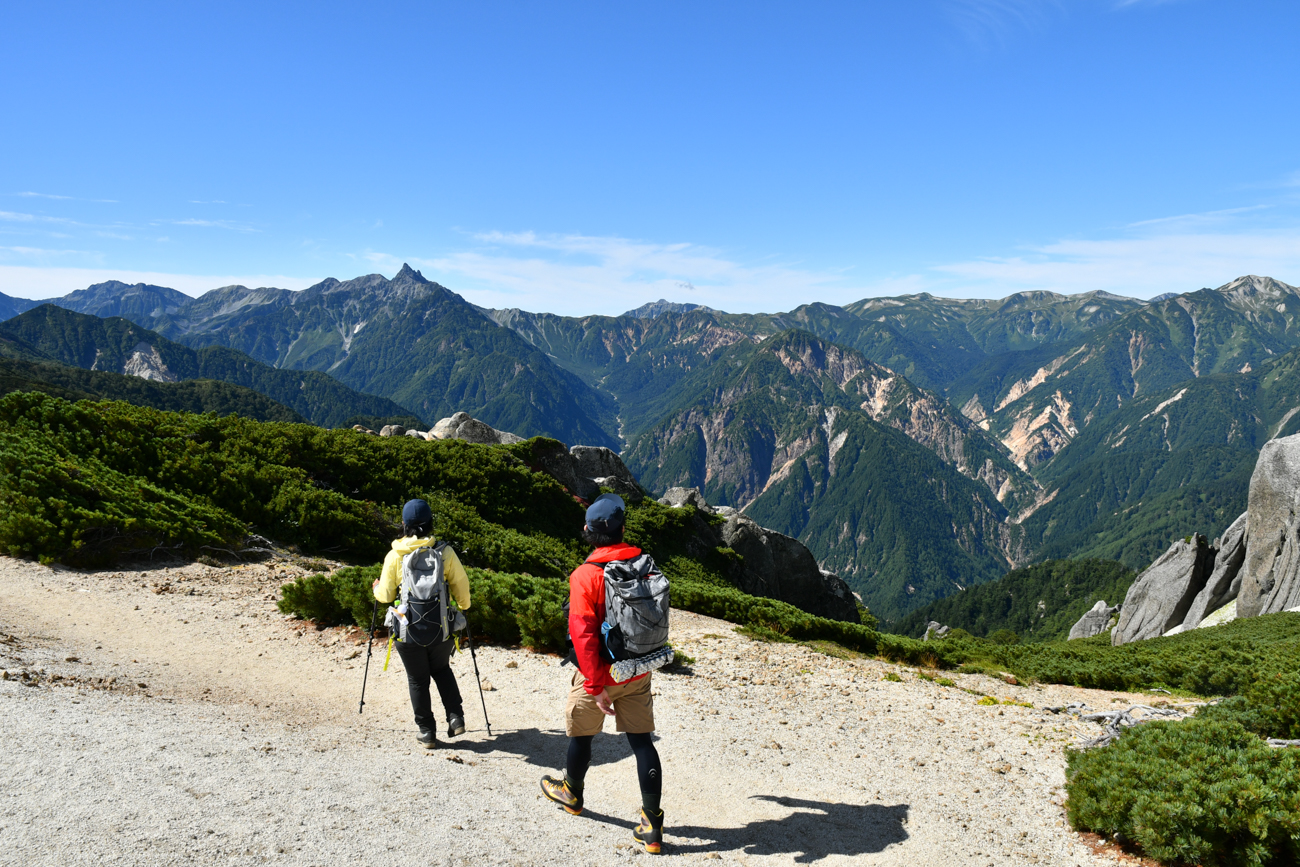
452, 727, 654, 771
670, 796, 910, 862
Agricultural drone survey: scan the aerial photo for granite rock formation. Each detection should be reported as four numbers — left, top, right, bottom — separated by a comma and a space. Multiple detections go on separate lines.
431, 411, 525, 445
657, 487, 860, 623
1112, 534, 1216, 646
1068, 600, 1119, 640
1181, 512, 1248, 628
1239, 432, 1300, 617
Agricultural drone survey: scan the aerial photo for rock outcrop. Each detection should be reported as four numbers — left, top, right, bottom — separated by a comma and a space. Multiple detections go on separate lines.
718, 513, 860, 623
431, 412, 525, 445
1240, 433, 1300, 617
1068, 600, 1118, 640
379, 424, 406, 437
528, 440, 644, 504
1112, 535, 1216, 646
655, 487, 860, 623
569, 446, 643, 501
923, 621, 950, 642
1181, 512, 1248, 628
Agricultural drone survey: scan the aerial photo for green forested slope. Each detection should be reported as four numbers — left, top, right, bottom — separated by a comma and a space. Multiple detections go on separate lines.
891, 559, 1136, 641
0, 358, 306, 422
0, 305, 422, 429
951, 277, 1300, 470
623, 330, 1030, 619
1016, 348, 1300, 569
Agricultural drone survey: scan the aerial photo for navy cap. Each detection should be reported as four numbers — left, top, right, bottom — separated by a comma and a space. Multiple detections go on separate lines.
585, 493, 626, 533
401, 498, 433, 526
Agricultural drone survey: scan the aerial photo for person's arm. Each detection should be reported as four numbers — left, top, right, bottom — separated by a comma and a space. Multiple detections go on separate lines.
568, 564, 606, 695
373, 549, 400, 603
443, 547, 471, 610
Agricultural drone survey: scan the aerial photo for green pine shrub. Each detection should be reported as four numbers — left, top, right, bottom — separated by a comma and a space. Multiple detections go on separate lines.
1066, 718, 1300, 866
277, 572, 353, 626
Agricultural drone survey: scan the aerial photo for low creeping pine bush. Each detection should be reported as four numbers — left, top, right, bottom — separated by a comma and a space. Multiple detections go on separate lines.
1066, 717, 1300, 866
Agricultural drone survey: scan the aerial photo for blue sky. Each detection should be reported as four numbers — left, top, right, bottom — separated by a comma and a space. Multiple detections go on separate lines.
2, 0, 1298, 315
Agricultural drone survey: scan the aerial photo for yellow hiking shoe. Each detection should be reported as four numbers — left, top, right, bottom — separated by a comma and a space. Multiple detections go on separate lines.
633, 808, 664, 854
540, 775, 583, 815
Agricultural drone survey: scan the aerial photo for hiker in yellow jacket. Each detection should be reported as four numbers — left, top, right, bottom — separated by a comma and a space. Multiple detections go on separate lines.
373, 498, 472, 748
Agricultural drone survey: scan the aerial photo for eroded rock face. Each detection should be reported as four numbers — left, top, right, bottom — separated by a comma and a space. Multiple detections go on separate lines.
1182, 511, 1248, 628
430, 412, 524, 445
1112, 535, 1216, 646
570, 446, 642, 501
1069, 600, 1118, 640
528, 440, 644, 505
719, 514, 860, 623
1240, 433, 1300, 617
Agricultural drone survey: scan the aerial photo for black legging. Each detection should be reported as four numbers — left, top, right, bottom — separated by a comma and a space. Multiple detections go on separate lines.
566, 732, 662, 796
394, 635, 464, 730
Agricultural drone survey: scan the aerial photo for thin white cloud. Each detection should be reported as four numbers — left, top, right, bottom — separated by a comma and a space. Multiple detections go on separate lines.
0, 266, 318, 300
168, 218, 257, 232
377, 232, 869, 316
15, 191, 118, 203
944, 0, 1063, 48
933, 230, 1300, 298
0, 210, 77, 225
1126, 205, 1271, 229
0, 246, 95, 258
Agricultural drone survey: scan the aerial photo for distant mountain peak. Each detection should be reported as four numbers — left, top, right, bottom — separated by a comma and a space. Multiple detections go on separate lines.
1148, 292, 1180, 303
622, 299, 717, 319
1219, 275, 1296, 297
393, 263, 430, 283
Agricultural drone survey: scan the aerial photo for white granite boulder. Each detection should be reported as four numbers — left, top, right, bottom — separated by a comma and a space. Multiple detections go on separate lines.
1068, 600, 1119, 640
1240, 433, 1300, 617
1112, 534, 1216, 646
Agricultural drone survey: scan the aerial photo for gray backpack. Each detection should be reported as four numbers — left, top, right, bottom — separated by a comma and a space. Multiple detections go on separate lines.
385, 543, 465, 646
601, 554, 670, 661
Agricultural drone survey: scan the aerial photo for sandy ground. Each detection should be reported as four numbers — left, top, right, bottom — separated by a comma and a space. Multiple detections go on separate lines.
0, 556, 1186, 866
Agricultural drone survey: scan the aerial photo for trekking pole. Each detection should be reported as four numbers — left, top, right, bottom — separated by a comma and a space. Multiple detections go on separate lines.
466, 620, 492, 735
359, 598, 379, 714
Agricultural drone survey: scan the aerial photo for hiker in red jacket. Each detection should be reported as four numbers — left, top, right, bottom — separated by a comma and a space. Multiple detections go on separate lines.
541, 493, 665, 854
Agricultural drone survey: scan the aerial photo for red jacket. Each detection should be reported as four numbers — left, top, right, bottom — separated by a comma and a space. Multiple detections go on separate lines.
569, 542, 649, 695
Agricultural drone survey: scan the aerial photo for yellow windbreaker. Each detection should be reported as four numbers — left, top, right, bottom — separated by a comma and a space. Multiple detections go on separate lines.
373, 536, 471, 610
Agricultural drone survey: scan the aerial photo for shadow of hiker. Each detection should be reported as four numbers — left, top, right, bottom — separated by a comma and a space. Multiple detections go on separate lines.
452, 727, 653, 772
670, 796, 909, 863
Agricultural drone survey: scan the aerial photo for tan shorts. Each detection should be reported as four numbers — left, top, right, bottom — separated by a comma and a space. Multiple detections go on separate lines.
565, 670, 655, 736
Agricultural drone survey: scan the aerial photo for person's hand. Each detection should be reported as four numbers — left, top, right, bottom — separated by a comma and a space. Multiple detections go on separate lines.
594, 688, 616, 716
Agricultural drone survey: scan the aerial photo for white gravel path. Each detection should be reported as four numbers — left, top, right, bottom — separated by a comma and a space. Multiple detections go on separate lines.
0, 556, 1168, 866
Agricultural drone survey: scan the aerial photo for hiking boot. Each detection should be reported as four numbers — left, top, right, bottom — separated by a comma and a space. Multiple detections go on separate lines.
416, 728, 438, 749
633, 809, 664, 854
539, 775, 583, 815
447, 714, 466, 738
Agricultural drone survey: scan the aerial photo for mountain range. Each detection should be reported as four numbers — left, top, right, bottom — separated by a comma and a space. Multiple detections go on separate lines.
6, 269, 1298, 621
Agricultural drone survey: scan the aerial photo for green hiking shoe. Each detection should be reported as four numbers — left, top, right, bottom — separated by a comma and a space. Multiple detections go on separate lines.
540, 775, 583, 815
633, 809, 664, 854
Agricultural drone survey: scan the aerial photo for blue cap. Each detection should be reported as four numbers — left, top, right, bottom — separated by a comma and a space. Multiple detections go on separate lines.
402, 498, 433, 526
585, 493, 626, 533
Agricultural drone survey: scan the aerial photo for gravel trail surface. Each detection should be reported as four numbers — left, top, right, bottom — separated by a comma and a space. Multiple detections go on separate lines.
0, 557, 1174, 865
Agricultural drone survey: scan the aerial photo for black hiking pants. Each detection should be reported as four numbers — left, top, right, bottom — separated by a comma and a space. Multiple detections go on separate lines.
395, 635, 464, 731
